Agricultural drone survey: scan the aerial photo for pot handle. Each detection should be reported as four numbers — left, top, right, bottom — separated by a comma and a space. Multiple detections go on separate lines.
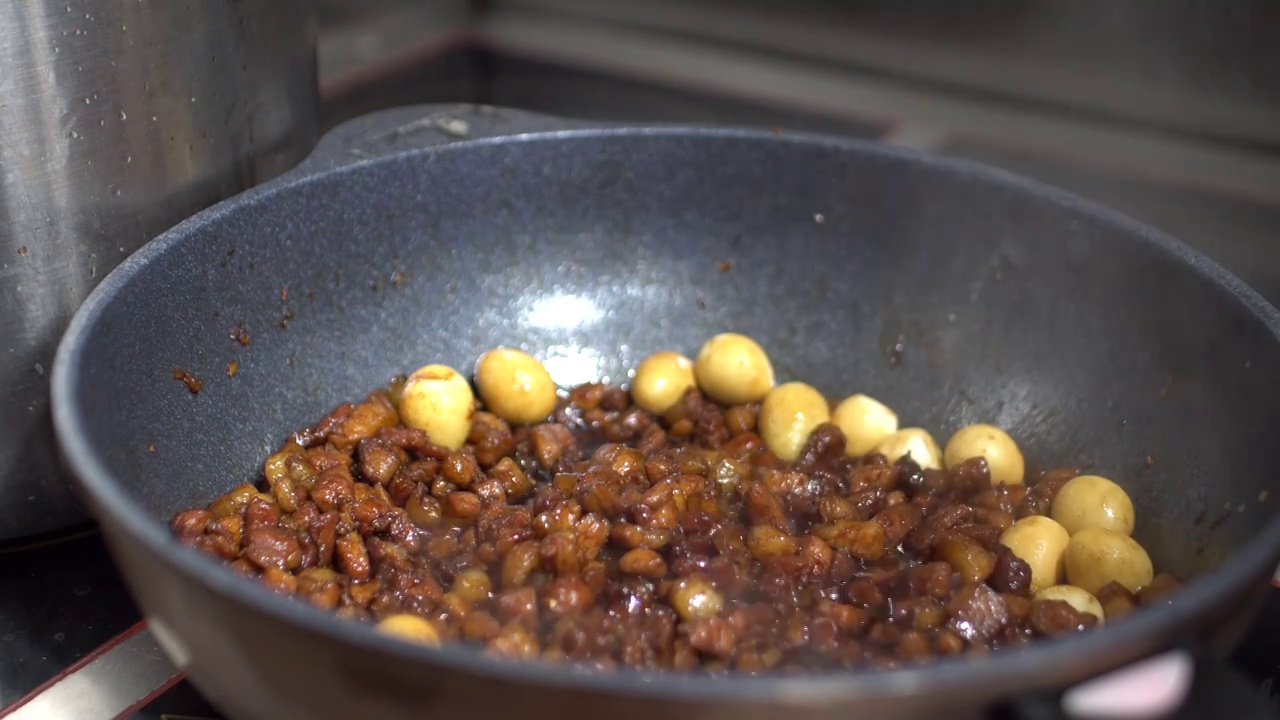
295, 104, 610, 173
1001, 647, 1277, 719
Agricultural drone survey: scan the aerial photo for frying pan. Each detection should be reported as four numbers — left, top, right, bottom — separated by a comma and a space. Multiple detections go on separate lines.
50, 104, 1280, 719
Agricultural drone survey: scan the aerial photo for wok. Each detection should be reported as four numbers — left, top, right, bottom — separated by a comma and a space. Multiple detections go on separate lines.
50, 104, 1280, 719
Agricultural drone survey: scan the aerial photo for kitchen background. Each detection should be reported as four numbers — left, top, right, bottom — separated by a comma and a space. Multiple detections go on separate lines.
320, 0, 1280, 302
4, 1, 1280, 717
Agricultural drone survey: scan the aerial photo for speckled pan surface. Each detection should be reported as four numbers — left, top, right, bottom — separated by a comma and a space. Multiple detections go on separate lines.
51, 104, 1280, 719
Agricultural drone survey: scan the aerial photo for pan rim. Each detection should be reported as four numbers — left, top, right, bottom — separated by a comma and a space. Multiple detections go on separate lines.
51, 122, 1280, 704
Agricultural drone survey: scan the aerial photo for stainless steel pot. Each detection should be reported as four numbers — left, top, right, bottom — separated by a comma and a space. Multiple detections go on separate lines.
0, 0, 319, 541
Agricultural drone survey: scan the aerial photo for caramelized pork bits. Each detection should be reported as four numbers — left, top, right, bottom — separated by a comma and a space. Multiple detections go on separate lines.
171, 334, 1180, 673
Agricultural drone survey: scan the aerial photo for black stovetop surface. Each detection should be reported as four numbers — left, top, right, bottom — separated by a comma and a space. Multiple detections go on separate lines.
0, 531, 220, 718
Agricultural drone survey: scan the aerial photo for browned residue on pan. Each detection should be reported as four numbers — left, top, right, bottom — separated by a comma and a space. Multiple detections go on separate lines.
230, 325, 251, 346
172, 369, 203, 394
1208, 511, 1234, 531
718, 261, 732, 273
227, 361, 240, 378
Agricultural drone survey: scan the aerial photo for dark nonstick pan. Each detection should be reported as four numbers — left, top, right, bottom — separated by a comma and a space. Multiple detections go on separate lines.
51, 104, 1280, 719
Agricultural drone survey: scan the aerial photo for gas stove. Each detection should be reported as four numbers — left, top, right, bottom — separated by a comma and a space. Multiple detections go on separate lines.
5, 2, 1280, 717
